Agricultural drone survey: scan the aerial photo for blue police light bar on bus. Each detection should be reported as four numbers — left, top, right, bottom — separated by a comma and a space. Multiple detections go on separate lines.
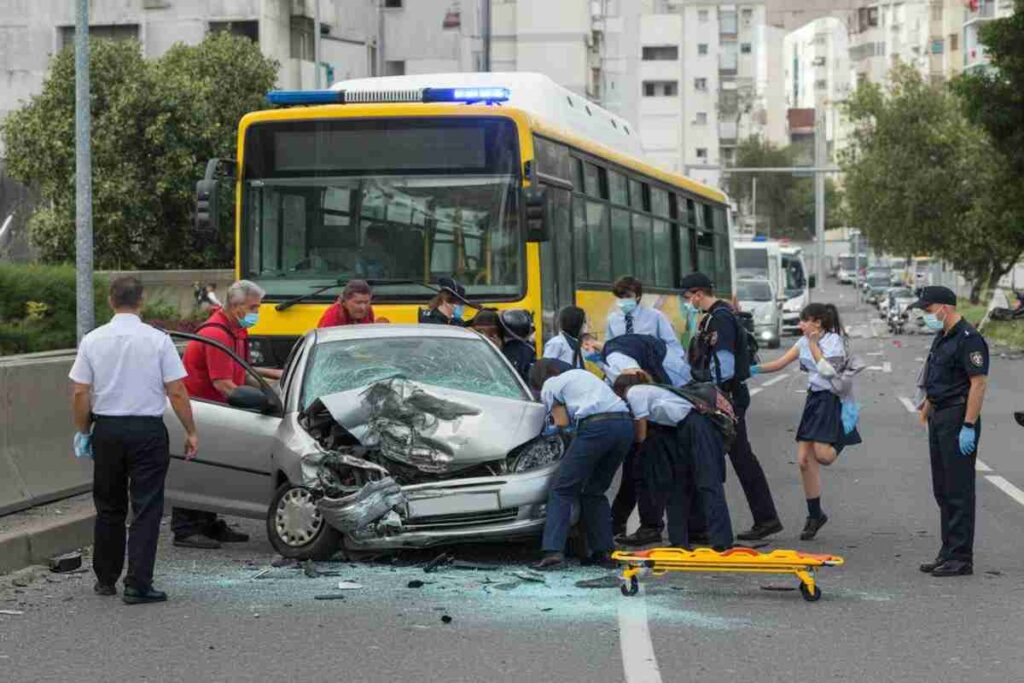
266, 87, 511, 107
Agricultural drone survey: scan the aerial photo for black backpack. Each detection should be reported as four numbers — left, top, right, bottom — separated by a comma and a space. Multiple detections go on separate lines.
656, 382, 738, 451
689, 305, 755, 386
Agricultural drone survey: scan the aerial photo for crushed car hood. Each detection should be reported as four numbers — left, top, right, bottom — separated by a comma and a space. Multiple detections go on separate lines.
317, 377, 545, 473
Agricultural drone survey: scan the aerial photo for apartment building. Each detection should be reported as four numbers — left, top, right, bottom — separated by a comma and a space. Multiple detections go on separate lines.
783, 17, 848, 160
963, 0, 1014, 71
846, 0, 931, 86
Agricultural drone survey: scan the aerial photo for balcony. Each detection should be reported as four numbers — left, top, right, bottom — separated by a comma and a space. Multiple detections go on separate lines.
719, 52, 738, 75
718, 120, 738, 143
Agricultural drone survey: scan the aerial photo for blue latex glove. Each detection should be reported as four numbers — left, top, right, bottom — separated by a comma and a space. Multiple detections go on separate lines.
841, 401, 861, 435
584, 352, 602, 363
958, 426, 976, 456
541, 423, 559, 437
749, 365, 761, 376
73, 432, 93, 460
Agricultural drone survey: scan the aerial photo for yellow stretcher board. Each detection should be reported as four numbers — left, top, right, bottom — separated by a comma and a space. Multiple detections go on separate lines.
612, 547, 845, 602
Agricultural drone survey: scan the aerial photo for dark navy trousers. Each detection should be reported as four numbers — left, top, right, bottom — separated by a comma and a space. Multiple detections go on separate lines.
541, 417, 634, 554
928, 404, 980, 562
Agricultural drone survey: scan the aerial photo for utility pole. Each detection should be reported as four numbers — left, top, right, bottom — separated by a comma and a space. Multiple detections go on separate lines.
314, 0, 321, 88
751, 176, 757, 236
75, 0, 93, 342
814, 106, 826, 293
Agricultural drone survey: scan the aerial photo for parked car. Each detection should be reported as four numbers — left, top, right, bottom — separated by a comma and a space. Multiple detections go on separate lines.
736, 278, 781, 349
163, 324, 559, 559
865, 273, 892, 306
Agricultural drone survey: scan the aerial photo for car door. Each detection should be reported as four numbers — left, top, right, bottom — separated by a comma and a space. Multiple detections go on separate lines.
164, 333, 285, 519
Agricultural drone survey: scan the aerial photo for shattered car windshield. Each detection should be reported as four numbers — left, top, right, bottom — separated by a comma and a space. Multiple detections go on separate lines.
301, 336, 527, 409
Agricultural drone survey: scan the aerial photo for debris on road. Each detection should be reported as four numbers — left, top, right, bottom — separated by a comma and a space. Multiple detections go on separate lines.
440, 615, 453, 624
423, 552, 454, 573
250, 568, 273, 581
337, 581, 363, 590
0, 609, 24, 616
48, 551, 82, 573
452, 560, 501, 571
314, 594, 347, 601
574, 575, 620, 589
271, 557, 296, 568
512, 570, 546, 584
407, 580, 425, 588
303, 560, 320, 578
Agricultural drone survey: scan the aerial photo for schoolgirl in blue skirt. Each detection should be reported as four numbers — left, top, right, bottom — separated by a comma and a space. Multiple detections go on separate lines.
752, 303, 861, 540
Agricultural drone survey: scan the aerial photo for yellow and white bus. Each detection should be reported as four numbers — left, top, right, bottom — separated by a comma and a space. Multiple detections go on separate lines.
197, 73, 734, 366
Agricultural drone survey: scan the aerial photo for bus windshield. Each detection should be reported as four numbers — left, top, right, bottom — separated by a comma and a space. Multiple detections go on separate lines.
240, 118, 523, 300
735, 248, 768, 277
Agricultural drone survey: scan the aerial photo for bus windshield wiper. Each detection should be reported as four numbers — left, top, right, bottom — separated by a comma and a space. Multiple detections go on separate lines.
275, 279, 441, 312
275, 280, 345, 311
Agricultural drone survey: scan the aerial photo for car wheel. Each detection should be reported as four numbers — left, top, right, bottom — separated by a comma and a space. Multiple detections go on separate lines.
267, 482, 340, 560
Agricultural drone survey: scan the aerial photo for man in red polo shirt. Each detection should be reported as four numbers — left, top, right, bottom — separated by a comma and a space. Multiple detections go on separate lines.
174, 280, 281, 549
317, 279, 388, 327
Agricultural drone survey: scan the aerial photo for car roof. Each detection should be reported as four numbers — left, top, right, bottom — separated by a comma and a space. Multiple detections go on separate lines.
312, 323, 484, 344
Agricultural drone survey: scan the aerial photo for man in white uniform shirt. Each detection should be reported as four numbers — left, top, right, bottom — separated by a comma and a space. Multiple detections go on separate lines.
69, 277, 198, 605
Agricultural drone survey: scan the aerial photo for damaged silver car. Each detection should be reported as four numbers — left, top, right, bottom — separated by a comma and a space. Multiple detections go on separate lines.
164, 325, 563, 559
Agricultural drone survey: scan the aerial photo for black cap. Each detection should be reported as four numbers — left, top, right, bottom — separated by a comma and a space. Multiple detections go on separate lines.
909, 285, 956, 310
499, 309, 534, 342
679, 272, 714, 292
437, 276, 471, 306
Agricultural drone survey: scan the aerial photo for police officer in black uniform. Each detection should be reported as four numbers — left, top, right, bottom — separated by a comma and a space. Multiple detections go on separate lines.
912, 286, 988, 577
421, 277, 470, 326
680, 272, 783, 541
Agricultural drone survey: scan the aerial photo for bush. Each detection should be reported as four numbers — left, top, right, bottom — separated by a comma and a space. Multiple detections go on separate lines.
0, 264, 110, 355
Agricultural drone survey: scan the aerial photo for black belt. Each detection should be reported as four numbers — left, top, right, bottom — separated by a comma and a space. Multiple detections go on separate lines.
94, 414, 164, 422
579, 412, 632, 426
930, 396, 967, 411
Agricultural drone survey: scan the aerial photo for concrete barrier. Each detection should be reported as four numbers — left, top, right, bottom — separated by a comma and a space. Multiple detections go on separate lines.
0, 349, 92, 516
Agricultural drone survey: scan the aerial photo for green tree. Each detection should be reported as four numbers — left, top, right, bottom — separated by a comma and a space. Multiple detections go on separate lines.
726, 136, 845, 240
842, 63, 1024, 302
1, 33, 278, 269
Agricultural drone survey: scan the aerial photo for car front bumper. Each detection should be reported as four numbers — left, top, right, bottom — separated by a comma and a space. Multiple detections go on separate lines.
340, 464, 557, 549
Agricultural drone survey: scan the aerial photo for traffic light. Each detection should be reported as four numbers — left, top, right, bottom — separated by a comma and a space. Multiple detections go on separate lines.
195, 178, 218, 233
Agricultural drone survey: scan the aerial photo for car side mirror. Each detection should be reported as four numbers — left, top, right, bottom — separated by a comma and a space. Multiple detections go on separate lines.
228, 386, 275, 413
808, 274, 817, 289
523, 186, 550, 243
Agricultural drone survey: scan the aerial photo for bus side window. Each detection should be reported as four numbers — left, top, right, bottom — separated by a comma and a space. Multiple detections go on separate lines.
585, 201, 612, 282
686, 197, 697, 226
632, 213, 654, 283
610, 208, 632, 280
678, 225, 695, 278
573, 195, 588, 281
652, 219, 673, 287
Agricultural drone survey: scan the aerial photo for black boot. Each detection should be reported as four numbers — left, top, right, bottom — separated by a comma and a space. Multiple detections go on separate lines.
799, 514, 829, 541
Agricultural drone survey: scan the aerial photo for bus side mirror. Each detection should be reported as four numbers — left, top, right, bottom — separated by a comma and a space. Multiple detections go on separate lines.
523, 186, 550, 243
809, 274, 817, 289
195, 158, 236, 236
195, 178, 218, 234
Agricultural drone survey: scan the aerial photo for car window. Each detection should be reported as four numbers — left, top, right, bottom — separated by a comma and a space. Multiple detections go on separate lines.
301, 336, 527, 409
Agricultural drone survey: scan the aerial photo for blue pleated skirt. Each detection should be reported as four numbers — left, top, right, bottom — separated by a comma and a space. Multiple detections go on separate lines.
796, 390, 862, 453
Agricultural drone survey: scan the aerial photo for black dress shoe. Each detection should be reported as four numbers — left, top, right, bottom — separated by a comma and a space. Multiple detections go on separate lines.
532, 552, 567, 571
122, 586, 168, 605
688, 531, 710, 546
93, 582, 116, 596
799, 514, 829, 541
615, 527, 663, 548
919, 557, 945, 573
206, 519, 250, 543
581, 552, 618, 569
931, 560, 973, 577
173, 534, 222, 549
736, 519, 784, 541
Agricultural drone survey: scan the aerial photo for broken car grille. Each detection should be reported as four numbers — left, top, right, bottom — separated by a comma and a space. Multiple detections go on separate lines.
402, 508, 520, 530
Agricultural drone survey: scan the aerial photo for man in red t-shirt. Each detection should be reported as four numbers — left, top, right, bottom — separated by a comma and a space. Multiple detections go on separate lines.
317, 279, 389, 327
174, 280, 282, 549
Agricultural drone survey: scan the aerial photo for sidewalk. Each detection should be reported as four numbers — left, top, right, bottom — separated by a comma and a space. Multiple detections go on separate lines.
0, 493, 93, 574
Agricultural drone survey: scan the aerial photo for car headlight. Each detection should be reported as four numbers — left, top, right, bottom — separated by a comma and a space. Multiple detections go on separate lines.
508, 435, 565, 473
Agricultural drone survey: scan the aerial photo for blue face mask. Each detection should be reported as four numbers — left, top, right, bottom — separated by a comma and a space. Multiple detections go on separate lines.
452, 304, 465, 321
683, 301, 699, 316
240, 312, 259, 329
617, 298, 638, 315
923, 312, 944, 331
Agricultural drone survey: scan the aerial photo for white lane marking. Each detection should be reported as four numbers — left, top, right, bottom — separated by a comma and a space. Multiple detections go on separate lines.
618, 584, 663, 683
749, 387, 763, 396
898, 397, 918, 413
867, 365, 884, 371
761, 373, 790, 387
976, 459, 993, 473
882, 362, 892, 373
985, 475, 1024, 507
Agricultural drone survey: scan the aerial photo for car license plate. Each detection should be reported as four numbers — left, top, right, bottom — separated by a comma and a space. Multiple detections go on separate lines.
407, 492, 500, 518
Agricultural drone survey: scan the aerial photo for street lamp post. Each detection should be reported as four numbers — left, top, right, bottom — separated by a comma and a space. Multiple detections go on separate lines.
75, 0, 93, 342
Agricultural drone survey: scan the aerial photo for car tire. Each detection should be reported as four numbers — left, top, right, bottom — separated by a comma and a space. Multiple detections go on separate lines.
266, 482, 341, 560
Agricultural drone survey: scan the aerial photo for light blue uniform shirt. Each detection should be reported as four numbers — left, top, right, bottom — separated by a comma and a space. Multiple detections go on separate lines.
624, 384, 694, 427
542, 333, 580, 367
606, 306, 681, 351
797, 333, 845, 392
714, 350, 736, 382
601, 350, 693, 387
541, 370, 629, 423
